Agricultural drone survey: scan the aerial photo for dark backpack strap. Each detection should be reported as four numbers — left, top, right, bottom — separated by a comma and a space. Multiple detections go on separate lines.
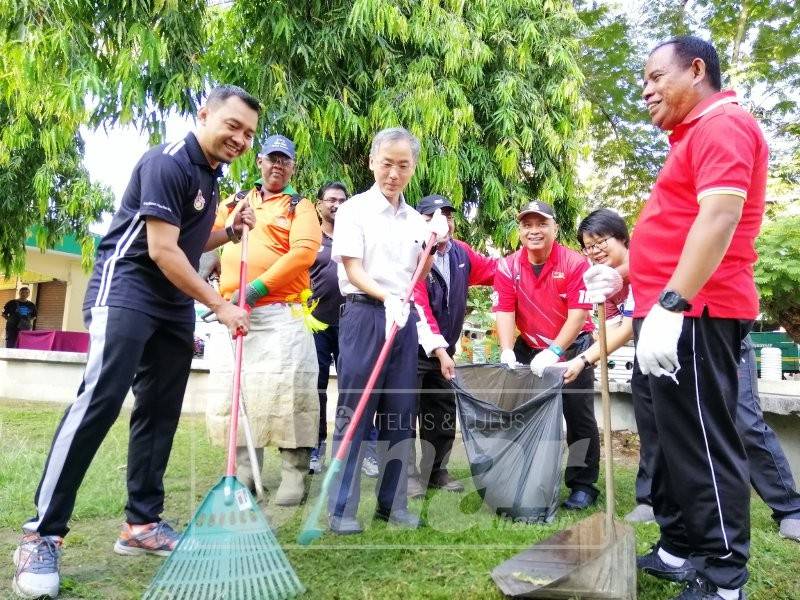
287, 194, 302, 215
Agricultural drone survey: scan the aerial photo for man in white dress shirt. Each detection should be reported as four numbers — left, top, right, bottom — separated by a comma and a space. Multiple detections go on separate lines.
327, 127, 446, 534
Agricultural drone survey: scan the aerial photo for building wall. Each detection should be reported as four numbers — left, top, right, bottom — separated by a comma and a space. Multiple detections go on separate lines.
21, 250, 91, 332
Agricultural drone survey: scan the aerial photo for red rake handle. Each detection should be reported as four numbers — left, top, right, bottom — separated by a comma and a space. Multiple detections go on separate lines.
333, 232, 437, 462
226, 226, 250, 478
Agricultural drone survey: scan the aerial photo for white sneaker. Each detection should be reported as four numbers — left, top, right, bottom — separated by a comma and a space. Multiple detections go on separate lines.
624, 503, 655, 523
361, 456, 379, 478
779, 517, 800, 542
12, 533, 62, 599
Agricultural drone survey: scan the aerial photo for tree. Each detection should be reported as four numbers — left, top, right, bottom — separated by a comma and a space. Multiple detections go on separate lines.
0, 0, 209, 275
754, 213, 800, 343
576, 1, 667, 223
204, 0, 589, 251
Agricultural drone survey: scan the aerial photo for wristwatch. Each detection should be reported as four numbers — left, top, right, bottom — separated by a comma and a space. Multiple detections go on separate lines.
658, 289, 692, 313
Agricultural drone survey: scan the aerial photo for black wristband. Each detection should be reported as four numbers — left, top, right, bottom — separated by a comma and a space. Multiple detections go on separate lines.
226, 225, 241, 244
580, 353, 592, 368
427, 242, 437, 256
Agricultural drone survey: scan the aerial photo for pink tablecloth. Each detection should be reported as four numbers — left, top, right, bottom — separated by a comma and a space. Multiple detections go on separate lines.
17, 330, 90, 353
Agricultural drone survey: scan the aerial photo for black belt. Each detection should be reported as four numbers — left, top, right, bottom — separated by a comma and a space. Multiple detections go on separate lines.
345, 294, 384, 307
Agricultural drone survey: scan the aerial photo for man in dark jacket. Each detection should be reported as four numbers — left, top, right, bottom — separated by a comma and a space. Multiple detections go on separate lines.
409, 195, 497, 498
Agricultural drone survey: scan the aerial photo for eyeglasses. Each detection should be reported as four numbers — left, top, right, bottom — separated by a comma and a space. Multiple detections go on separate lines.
262, 154, 294, 167
581, 237, 610, 255
322, 196, 347, 205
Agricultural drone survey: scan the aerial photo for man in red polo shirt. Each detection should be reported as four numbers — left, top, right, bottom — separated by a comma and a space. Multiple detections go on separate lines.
629, 36, 766, 600
493, 200, 599, 511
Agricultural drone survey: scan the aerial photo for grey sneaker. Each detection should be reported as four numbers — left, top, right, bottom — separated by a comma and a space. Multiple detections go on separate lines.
625, 503, 656, 523
779, 517, 800, 542
361, 456, 379, 478
13, 533, 62, 599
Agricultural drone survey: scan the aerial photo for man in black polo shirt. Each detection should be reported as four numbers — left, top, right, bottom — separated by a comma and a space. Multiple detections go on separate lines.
12, 86, 260, 600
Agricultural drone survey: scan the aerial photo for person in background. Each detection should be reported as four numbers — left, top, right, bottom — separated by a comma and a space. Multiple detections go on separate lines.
409, 194, 497, 499
493, 200, 599, 511
307, 181, 381, 478
3, 287, 37, 348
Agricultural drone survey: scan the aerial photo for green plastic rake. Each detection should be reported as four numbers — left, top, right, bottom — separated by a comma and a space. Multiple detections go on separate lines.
143, 226, 304, 599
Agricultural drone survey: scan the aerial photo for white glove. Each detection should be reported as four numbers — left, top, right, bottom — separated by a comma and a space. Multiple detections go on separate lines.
500, 348, 519, 369
383, 294, 410, 338
428, 208, 450, 244
636, 303, 684, 380
583, 264, 623, 304
530, 348, 561, 377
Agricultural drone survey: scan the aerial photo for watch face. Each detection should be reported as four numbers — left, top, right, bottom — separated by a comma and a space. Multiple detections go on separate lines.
660, 290, 688, 311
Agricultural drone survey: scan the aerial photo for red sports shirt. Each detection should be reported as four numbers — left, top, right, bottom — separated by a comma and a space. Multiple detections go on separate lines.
629, 90, 767, 319
493, 242, 594, 350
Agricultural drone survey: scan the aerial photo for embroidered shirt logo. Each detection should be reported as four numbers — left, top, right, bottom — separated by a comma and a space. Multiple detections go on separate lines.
552, 271, 565, 279
193, 189, 206, 211
275, 215, 290, 228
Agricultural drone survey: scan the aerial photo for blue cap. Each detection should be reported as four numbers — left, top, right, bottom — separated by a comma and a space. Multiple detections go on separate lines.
260, 134, 295, 160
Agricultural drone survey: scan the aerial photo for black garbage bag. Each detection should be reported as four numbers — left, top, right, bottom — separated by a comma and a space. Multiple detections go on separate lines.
453, 364, 564, 523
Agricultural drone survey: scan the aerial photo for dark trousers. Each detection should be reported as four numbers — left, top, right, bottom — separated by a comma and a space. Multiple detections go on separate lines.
314, 324, 339, 445
633, 335, 800, 521
5, 324, 20, 348
514, 333, 600, 497
23, 306, 193, 537
414, 356, 458, 480
329, 300, 418, 517
632, 312, 751, 589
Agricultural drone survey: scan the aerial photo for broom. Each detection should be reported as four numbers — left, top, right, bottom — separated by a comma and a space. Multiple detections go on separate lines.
143, 225, 304, 599
297, 231, 437, 545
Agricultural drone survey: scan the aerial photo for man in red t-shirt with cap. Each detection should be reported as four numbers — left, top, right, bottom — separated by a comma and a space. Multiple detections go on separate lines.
625, 36, 767, 600
493, 200, 599, 511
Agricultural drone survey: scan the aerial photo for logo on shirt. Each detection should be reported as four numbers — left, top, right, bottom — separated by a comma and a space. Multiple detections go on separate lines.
552, 271, 565, 279
193, 189, 206, 211
275, 215, 290, 228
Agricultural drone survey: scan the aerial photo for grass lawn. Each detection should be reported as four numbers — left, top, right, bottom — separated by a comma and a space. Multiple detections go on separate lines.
1, 400, 798, 600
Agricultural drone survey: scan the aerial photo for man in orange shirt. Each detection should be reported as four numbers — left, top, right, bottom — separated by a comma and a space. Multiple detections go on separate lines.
207, 134, 322, 506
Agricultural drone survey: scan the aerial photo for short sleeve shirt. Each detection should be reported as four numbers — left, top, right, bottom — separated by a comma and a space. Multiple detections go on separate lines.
492, 243, 594, 350
214, 188, 321, 306
629, 91, 767, 319
332, 184, 430, 297
83, 133, 222, 322
310, 232, 344, 326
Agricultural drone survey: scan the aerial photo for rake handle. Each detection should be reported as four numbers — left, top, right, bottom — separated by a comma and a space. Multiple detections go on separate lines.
597, 302, 615, 538
333, 232, 437, 463
226, 225, 250, 478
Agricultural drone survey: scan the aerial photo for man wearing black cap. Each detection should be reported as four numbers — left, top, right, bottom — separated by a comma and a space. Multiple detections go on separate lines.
492, 200, 599, 510
409, 195, 497, 498
207, 133, 322, 507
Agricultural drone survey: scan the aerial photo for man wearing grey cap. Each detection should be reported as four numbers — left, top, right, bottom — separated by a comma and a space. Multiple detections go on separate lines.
206, 133, 322, 506
492, 200, 600, 510
408, 194, 497, 498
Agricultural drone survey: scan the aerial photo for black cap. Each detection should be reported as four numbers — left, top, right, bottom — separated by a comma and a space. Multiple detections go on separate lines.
517, 200, 555, 221
417, 194, 454, 216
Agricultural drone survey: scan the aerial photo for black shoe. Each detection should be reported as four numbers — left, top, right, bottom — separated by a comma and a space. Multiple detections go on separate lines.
562, 490, 596, 510
671, 576, 745, 600
429, 470, 465, 493
374, 506, 426, 529
637, 545, 696, 583
328, 514, 363, 535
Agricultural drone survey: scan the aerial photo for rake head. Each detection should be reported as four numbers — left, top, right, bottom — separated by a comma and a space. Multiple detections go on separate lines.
143, 476, 304, 600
